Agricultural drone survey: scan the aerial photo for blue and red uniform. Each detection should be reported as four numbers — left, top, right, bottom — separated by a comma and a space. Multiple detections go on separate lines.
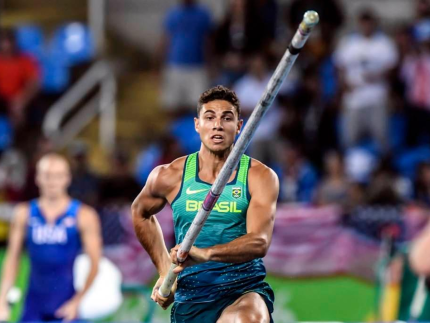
21, 199, 82, 321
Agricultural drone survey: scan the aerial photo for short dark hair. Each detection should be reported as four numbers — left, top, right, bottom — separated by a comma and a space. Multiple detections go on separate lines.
197, 85, 241, 118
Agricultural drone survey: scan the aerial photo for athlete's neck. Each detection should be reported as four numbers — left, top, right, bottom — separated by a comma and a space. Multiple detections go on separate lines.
39, 194, 70, 208
198, 145, 233, 179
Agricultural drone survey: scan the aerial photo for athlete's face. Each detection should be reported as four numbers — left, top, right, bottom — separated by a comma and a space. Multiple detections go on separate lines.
195, 100, 243, 154
36, 156, 71, 198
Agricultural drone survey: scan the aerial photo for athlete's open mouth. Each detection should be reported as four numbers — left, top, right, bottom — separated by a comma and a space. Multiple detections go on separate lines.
211, 134, 224, 143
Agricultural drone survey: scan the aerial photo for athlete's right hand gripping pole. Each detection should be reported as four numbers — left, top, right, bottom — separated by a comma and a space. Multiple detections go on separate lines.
159, 11, 319, 298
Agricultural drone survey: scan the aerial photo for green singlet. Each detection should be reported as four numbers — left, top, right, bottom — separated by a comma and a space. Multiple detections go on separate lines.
170, 152, 274, 322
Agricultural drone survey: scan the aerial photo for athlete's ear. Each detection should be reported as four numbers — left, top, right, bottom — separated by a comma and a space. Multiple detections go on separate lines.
194, 117, 200, 134
237, 119, 243, 135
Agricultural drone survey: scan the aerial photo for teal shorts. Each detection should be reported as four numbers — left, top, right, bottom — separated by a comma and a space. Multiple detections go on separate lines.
170, 283, 274, 323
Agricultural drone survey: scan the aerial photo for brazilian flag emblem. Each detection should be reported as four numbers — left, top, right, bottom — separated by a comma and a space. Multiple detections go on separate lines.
232, 187, 242, 199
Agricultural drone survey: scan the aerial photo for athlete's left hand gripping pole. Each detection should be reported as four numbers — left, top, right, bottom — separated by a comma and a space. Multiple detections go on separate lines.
159, 10, 319, 298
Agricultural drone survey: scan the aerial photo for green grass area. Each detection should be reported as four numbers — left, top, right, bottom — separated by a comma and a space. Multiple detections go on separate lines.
0, 249, 29, 322
0, 248, 376, 322
266, 275, 375, 322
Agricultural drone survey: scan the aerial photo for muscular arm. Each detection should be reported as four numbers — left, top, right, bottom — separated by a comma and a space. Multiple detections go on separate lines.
0, 204, 28, 306
209, 166, 278, 262
409, 221, 430, 275
172, 163, 279, 270
76, 206, 102, 300
132, 164, 181, 276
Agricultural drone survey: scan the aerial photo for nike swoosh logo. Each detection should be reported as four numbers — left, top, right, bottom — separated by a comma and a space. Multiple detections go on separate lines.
186, 187, 209, 195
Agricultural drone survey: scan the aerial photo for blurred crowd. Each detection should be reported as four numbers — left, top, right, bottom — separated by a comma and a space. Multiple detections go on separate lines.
0, 21, 99, 203
0, 0, 429, 237
0, 21, 143, 246
137, 0, 430, 220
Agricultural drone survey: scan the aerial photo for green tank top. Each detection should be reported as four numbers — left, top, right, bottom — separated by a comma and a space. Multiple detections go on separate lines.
171, 152, 269, 303
172, 152, 250, 248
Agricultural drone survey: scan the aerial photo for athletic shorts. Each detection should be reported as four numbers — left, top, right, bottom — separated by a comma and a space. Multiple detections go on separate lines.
170, 283, 274, 323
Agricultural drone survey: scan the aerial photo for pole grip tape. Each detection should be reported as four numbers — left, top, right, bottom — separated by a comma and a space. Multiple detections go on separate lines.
288, 44, 302, 55
202, 191, 220, 211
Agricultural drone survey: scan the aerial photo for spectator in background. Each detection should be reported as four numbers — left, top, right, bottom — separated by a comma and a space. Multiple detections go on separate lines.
347, 182, 366, 210
414, 162, 430, 207
170, 115, 200, 155
0, 29, 40, 126
283, 1, 343, 159
233, 53, 283, 165
99, 149, 141, 206
68, 141, 99, 207
416, 0, 430, 22
279, 142, 318, 203
346, 161, 405, 242
100, 149, 141, 247
400, 19, 430, 146
135, 135, 184, 186
282, 64, 338, 163
334, 10, 398, 153
158, 0, 213, 114
0, 104, 13, 154
316, 150, 349, 206
214, 0, 248, 87
367, 160, 408, 205
0, 148, 27, 202
214, 0, 278, 87
249, 0, 278, 51
388, 27, 411, 153
394, 26, 414, 65
278, 95, 305, 152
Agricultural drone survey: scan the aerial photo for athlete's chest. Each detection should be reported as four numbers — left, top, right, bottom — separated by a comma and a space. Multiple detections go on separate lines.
173, 182, 248, 219
28, 216, 78, 245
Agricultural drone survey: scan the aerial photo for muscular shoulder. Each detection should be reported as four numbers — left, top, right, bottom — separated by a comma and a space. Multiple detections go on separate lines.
248, 159, 279, 197
248, 159, 278, 182
148, 156, 187, 198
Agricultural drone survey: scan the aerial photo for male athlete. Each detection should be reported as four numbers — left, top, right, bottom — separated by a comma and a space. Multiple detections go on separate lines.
132, 85, 279, 322
0, 153, 102, 321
